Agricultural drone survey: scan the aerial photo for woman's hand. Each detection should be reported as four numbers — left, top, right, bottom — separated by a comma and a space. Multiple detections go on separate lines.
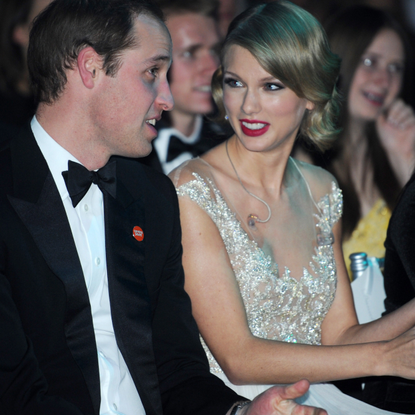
381, 327, 415, 379
376, 99, 415, 185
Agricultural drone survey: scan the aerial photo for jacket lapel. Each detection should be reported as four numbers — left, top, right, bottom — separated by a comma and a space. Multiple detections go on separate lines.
8, 128, 101, 414
105, 159, 162, 415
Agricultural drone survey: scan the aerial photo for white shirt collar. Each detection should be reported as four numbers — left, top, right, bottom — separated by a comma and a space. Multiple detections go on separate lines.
154, 115, 203, 163
31, 116, 82, 201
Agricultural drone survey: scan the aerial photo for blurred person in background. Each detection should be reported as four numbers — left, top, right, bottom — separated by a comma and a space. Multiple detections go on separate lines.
295, 5, 415, 277
0, 0, 51, 141
217, 0, 247, 39
140, 0, 230, 174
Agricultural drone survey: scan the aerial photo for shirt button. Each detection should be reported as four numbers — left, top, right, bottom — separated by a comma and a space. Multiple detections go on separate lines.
95, 257, 101, 266
84, 204, 89, 211
113, 403, 118, 411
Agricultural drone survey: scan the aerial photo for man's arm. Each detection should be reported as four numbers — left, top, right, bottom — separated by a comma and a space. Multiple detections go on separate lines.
0, 268, 85, 415
0, 150, 90, 414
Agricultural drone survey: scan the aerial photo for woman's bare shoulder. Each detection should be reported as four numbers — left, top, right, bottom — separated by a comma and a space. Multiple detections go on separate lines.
168, 157, 215, 188
293, 158, 339, 198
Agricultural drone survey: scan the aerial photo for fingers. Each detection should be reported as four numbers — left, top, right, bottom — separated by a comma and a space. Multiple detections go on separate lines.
278, 381, 328, 415
245, 381, 327, 415
383, 328, 415, 379
292, 405, 328, 415
278, 380, 310, 401
385, 99, 415, 130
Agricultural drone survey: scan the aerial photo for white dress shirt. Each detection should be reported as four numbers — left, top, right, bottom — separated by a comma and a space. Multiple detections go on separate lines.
154, 115, 203, 174
31, 117, 145, 415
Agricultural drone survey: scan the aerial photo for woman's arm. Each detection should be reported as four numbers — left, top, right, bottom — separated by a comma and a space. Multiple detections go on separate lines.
321, 219, 415, 346
179, 194, 415, 385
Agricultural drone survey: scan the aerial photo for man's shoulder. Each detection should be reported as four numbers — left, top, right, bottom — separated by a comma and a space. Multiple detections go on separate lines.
0, 127, 20, 191
115, 156, 177, 200
0, 121, 23, 146
0, 141, 12, 198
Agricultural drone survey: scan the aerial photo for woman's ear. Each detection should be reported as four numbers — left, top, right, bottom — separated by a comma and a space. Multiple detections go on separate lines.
306, 100, 315, 111
77, 47, 101, 89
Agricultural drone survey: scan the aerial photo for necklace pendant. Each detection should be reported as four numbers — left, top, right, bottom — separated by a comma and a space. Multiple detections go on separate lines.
247, 214, 258, 227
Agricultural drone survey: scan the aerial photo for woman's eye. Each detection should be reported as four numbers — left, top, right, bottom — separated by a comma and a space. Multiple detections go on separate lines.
265, 83, 282, 91
224, 78, 243, 88
388, 63, 404, 74
362, 57, 374, 67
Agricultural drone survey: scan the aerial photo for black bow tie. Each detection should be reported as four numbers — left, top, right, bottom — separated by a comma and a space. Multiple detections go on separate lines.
62, 160, 117, 207
166, 135, 207, 162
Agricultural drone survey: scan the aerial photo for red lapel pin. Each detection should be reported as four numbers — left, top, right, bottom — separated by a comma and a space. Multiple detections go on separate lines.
132, 226, 144, 242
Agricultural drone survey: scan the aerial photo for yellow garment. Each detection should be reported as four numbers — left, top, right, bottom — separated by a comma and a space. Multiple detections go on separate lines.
342, 199, 391, 279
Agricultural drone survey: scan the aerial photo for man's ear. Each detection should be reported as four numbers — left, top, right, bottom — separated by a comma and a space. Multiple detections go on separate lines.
77, 47, 102, 89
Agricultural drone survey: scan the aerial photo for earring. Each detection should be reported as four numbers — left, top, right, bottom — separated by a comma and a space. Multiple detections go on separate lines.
225, 115, 229, 120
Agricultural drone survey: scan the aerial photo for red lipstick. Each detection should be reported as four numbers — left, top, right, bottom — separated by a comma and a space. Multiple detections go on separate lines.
240, 119, 270, 137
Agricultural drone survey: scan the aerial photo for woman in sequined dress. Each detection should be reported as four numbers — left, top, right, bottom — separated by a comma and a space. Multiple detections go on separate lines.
169, 2, 415, 414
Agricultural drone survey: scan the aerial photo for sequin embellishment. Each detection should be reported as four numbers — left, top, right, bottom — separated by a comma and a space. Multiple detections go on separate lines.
177, 174, 343, 373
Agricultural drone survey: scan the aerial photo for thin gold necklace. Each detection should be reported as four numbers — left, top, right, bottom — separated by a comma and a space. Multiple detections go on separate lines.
225, 140, 271, 227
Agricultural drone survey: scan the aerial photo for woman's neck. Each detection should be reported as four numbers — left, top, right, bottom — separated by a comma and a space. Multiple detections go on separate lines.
226, 137, 291, 196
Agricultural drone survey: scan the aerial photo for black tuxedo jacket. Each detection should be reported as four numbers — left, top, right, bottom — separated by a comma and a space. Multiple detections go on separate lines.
0, 126, 241, 415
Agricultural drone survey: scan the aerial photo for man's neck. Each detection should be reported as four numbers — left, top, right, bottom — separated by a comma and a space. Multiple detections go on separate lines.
169, 111, 200, 137
36, 104, 110, 171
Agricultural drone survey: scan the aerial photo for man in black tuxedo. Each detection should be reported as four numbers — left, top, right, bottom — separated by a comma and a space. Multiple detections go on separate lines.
0, 1, 325, 414
139, 0, 230, 174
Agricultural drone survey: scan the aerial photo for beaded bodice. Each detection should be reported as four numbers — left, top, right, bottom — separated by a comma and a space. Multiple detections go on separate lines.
176, 164, 343, 374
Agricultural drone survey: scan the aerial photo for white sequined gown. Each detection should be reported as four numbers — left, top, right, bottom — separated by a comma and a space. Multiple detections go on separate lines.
172, 157, 410, 415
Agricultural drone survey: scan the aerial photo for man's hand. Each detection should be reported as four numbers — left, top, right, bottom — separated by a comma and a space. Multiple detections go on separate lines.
242, 380, 327, 415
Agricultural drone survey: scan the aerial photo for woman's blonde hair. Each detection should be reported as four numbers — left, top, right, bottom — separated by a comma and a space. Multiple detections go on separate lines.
212, 0, 341, 151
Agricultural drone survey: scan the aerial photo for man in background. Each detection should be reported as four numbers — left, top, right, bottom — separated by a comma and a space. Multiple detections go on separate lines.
140, 0, 229, 173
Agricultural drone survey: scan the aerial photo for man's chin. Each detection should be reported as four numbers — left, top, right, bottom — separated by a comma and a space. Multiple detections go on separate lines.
135, 140, 154, 159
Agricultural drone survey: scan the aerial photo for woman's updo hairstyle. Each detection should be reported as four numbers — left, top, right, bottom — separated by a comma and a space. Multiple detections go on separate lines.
212, 0, 341, 151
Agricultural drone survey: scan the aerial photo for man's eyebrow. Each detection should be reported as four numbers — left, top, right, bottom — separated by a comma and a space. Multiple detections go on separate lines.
145, 54, 172, 65
180, 42, 222, 55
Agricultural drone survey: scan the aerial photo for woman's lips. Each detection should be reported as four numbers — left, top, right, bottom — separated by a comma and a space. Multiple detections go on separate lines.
362, 91, 385, 107
240, 119, 270, 137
